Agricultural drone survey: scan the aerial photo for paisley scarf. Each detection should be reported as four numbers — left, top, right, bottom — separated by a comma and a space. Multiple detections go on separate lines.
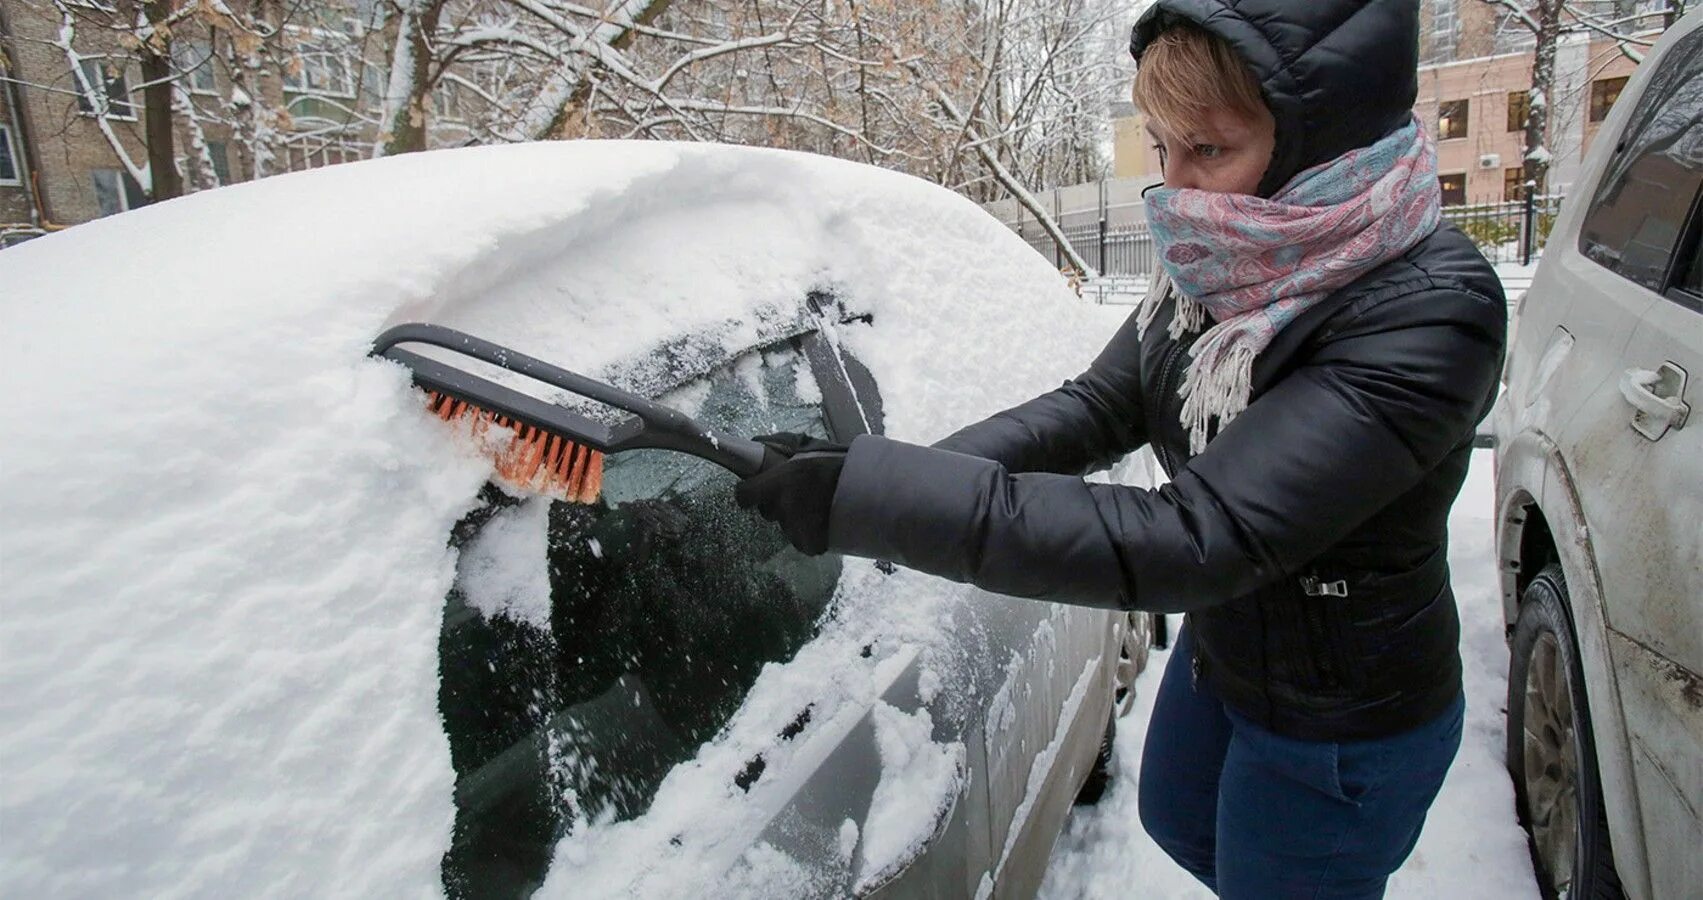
1137, 114, 1442, 454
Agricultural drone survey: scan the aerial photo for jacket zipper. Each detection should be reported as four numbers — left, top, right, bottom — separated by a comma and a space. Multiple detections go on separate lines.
1300, 575, 1349, 597
1300, 573, 1351, 687
1154, 338, 1188, 474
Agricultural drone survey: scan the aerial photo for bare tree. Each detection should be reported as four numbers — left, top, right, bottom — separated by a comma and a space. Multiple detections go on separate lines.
10, 0, 315, 200
12, 0, 1126, 254
1482, 0, 1683, 192
458, 0, 1124, 270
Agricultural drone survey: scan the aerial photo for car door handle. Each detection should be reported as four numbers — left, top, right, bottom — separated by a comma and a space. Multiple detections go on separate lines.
1619, 362, 1691, 440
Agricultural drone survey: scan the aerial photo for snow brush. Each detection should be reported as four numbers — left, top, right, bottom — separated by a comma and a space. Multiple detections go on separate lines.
372, 323, 772, 502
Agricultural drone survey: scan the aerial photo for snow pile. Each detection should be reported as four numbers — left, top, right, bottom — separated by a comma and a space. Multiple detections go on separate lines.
456, 497, 553, 627
0, 141, 1098, 895
856, 703, 966, 891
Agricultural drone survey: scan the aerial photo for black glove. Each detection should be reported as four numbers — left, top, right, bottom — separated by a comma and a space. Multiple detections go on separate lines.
734, 432, 848, 556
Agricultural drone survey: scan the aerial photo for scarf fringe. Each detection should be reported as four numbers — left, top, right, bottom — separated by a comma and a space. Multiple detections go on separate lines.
1134, 270, 1170, 338
1169, 292, 1207, 339
1177, 335, 1257, 455
1134, 270, 1209, 341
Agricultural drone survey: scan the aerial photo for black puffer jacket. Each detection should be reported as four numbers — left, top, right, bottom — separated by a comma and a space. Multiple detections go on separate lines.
823, 0, 1507, 741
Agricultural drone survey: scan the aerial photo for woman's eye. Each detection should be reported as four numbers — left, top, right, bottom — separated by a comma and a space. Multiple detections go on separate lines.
1194, 144, 1221, 159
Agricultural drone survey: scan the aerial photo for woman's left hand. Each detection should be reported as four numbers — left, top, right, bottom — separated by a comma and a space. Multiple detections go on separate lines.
734, 432, 847, 555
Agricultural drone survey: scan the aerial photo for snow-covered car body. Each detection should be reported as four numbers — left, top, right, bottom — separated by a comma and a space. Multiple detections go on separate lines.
0, 142, 1141, 897
1490, 13, 1703, 900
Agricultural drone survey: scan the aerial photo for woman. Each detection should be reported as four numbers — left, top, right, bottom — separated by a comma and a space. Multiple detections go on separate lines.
737, 1, 1505, 896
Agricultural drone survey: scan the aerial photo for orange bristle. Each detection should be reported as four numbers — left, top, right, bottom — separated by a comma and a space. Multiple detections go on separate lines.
421, 388, 605, 503
562, 444, 586, 498
545, 436, 566, 482
520, 432, 548, 484
579, 451, 604, 503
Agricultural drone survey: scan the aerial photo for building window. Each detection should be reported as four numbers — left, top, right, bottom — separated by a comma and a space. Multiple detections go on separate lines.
173, 40, 217, 94
91, 168, 145, 216
1590, 76, 1629, 123
283, 134, 364, 170
75, 59, 138, 120
283, 40, 355, 98
1508, 90, 1530, 133
1438, 99, 1470, 140
0, 124, 20, 185
1505, 166, 1528, 202
433, 78, 463, 122
207, 140, 231, 184
1493, 11, 1538, 53
1439, 173, 1467, 206
1433, 0, 1459, 61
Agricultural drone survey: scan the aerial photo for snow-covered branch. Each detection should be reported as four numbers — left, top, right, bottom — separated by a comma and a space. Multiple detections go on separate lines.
51, 0, 151, 191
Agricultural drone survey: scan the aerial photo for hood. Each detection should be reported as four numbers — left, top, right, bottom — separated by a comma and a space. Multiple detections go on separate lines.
1130, 0, 1420, 197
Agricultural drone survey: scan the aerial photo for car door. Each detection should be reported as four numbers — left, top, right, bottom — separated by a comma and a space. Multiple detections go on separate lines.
1549, 26, 1703, 900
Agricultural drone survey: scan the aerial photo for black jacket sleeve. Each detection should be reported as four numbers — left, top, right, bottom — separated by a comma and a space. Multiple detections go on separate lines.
929, 309, 1148, 476
826, 286, 1504, 613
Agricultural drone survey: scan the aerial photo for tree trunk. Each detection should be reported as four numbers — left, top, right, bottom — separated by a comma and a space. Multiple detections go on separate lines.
140, 0, 182, 202
1524, 0, 1561, 194
380, 0, 444, 156
539, 0, 672, 140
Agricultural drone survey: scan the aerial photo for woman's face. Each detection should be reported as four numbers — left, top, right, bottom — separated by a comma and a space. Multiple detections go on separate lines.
1148, 104, 1277, 196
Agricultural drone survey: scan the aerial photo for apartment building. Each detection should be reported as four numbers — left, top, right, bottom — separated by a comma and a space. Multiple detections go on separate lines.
0, 0, 410, 238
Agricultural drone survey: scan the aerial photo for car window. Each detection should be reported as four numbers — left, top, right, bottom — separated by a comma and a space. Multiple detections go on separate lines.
1669, 206, 1703, 313
1578, 28, 1703, 294
437, 341, 845, 898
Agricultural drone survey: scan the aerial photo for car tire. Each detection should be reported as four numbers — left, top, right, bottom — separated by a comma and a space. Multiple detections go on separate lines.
1074, 712, 1116, 806
1506, 563, 1623, 900
1114, 612, 1154, 714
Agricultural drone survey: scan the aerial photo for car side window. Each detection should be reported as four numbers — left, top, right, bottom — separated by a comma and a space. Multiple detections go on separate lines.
436, 340, 849, 899
1670, 192, 1703, 313
1578, 28, 1703, 295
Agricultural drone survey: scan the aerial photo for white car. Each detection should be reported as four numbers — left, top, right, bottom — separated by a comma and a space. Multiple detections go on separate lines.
0, 143, 1151, 897
1491, 12, 1703, 900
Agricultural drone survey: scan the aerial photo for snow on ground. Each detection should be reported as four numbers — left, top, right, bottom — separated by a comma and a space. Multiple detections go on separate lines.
0, 142, 1105, 896
1043, 297, 1540, 898
1495, 260, 1539, 306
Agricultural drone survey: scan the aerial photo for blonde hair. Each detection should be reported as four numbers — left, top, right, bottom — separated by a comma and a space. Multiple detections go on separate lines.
1132, 23, 1267, 138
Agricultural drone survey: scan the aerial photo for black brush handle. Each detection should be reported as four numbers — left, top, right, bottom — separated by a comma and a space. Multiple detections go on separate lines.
373, 323, 771, 477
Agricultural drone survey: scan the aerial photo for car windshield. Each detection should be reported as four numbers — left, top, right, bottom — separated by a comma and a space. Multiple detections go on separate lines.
436, 342, 842, 898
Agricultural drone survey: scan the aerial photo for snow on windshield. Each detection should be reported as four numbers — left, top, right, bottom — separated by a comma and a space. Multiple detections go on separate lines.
0, 140, 1104, 896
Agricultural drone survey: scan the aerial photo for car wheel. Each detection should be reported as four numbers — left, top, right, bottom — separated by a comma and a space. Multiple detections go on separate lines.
1506, 563, 1623, 900
1074, 712, 1116, 806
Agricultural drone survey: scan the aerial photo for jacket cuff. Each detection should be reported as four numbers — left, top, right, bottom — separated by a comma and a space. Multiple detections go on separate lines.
826, 434, 997, 579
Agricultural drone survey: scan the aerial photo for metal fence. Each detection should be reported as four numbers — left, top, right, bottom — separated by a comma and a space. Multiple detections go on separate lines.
1440, 194, 1565, 265
1012, 218, 1156, 279
997, 183, 1565, 277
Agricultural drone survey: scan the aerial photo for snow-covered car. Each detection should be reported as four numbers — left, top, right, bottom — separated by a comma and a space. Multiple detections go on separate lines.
1490, 12, 1703, 900
0, 142, 1153, 897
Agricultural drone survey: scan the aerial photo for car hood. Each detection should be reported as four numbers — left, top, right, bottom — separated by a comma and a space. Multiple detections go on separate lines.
0, 140, 1109, 896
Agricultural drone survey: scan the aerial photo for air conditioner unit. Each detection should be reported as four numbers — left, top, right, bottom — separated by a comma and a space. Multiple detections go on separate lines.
1478, 153, 1502, 169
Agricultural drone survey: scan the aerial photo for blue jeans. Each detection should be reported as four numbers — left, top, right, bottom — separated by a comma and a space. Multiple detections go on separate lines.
1138, 626, 1464, 899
